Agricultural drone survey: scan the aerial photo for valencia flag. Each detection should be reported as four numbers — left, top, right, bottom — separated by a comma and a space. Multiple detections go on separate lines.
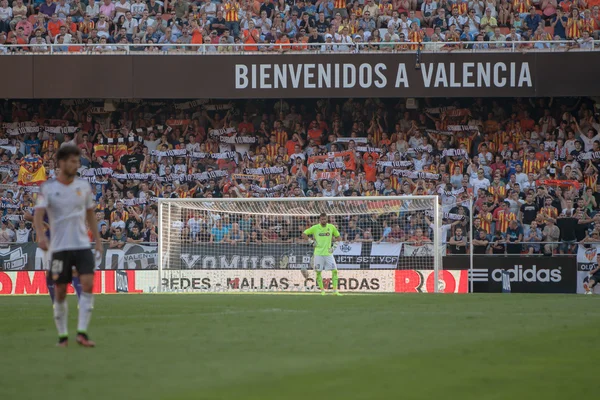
18, 155, 47, 186
93, 144, 128, 160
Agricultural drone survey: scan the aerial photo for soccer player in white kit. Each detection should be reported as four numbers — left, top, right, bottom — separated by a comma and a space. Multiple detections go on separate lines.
34, 145, 103, 347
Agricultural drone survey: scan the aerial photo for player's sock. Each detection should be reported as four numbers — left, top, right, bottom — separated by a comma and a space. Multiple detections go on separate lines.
77, 292, 94, 334
316, 271, 324, 291
332, 270, 339, 292
46, 274, 55, 304
72, 277, 82, 300
53, 299, 68, 338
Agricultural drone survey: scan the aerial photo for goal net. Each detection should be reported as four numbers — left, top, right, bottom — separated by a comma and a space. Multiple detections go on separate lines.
157, 196, 442, 294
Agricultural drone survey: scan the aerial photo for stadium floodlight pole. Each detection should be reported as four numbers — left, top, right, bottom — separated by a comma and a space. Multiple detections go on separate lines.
469, 196, 474, 294
433, 196, 440, 294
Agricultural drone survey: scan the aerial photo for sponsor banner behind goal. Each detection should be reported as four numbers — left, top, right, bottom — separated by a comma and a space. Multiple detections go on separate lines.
0, 242, 437, 271
0, 269, 468, 294
176, 242, 416, 270
395, 270, 468, 293
445, 255, 576, 293
158, 270, 395, 293
0, 270, 144, 295
0, 242, 158, 271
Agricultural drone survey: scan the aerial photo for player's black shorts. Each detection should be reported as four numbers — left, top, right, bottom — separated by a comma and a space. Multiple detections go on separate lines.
50, 249, 95, 284
591, 273, 600, 284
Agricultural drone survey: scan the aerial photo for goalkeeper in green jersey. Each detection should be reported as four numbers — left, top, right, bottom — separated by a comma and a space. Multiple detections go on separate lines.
302, 212, 342, 296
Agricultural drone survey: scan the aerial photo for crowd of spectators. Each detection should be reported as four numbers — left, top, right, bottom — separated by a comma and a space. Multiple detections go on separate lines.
0, 97, 599, 256
0, 0, 599, 53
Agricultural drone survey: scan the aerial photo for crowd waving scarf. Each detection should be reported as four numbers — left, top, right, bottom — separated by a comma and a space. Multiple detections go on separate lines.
537, 179, 581, 189
442, 108, 471, 119
577, 151, 600, 162
243, 167, 286, 175
355, 146, 383, 153
174, 99, 208, 110
250, 184, 286, 194
437, 187, 465, 197
377, 161, 413, 168
220, 136, 257, 144
425, 129, 453, 136
82, 167, 228, 183
424, 106, 457, 115
335, 137, 368, 144
424, 209, 465, 220
310, 161, 346, 171
155, 170, 229, 183
166, 119, 191, 133
446, 125, 479, 133
4, 122, 80, 136
147, 149, 238, 162
208, 127, 237, 138
308, 150, 353, 164
18, 155, 47, 186
442, 149, 469, 158
231, 173, 265, 182
391, 169, 441, 180
316, 171, 341, 180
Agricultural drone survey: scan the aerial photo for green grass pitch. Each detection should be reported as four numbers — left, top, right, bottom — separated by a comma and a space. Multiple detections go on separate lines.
0, 293, 598, 400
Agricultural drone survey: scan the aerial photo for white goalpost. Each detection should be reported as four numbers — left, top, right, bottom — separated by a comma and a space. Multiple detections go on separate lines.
156, 196, 442, 294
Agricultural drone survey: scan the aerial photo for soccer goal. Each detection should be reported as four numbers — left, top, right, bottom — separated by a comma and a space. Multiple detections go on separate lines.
157, 196, 442, 294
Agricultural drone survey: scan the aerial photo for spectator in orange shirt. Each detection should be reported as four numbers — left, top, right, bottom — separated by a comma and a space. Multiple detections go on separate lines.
189, 19, 203, 46
48, 13, 64, 40
315, 113, 328, 133
362, 155, 377, 182
242, 20, 259, 51
307, 120, 323, 144
285, 132, 305, 156
519, 110, 535, 131
238, 112, 255, 134
275, 33, 292, 52
558, 0, 572, 12
13, 26, 28, 45
408, 228, 432, 246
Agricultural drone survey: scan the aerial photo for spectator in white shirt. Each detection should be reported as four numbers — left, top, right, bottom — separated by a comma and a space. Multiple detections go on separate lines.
114, 0, 131, 21
470, 168, 491, 193
86, 0, 100, 20
514, 164, 529, 185
0, 220, 15, 243
335, 26, 353, 51
15, 220, 31, 243
55, 0, 70, 21
0, 0, 13, 33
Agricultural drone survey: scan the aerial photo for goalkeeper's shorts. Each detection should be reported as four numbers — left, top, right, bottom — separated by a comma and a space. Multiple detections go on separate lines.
314, 255, 337, 271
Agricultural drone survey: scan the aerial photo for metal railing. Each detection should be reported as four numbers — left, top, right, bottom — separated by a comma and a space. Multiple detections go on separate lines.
0, 40, 598, 54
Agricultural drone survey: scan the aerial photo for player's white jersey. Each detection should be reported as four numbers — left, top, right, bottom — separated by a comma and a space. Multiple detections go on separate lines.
35, 178, 95, 252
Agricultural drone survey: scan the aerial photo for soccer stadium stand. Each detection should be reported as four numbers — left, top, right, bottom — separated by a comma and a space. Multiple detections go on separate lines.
0, 0, 598, 52
0, 97, 598, 255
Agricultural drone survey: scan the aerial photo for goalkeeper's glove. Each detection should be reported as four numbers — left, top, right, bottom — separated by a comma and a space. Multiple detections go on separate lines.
329, 241, 339, 254
308, 238, 315, 246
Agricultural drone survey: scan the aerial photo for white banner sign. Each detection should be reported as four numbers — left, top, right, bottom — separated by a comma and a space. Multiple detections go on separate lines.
402, 243, 435, 257
370, 243, 403, 268
332, 242, 363, 269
